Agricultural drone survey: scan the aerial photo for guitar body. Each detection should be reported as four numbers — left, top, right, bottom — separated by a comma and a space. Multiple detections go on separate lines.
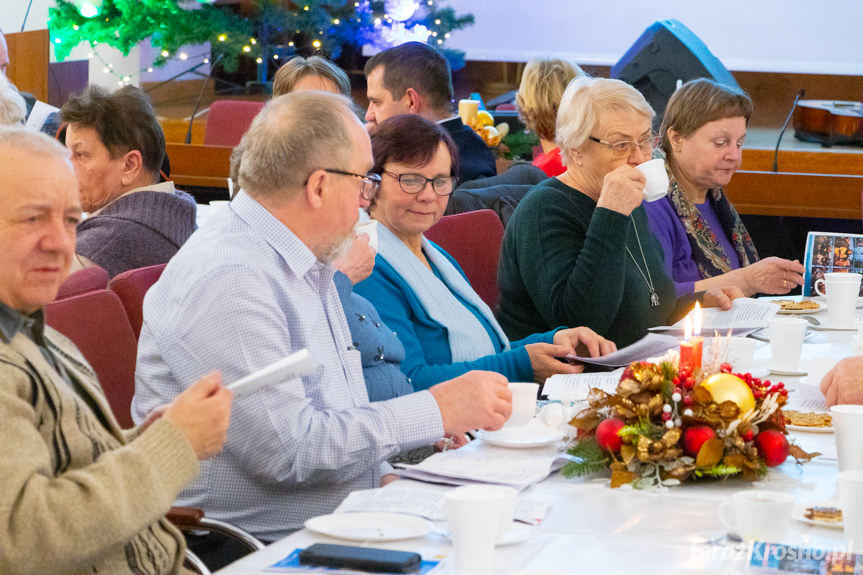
794, 100, 863, 147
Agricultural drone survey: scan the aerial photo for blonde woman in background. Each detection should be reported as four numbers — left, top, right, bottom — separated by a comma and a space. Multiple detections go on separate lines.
272, 55, 351, 97
516, 58, 585, 177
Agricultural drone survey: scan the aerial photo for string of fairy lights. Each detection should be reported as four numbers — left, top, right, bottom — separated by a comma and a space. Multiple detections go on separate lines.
49, 0, 474, 87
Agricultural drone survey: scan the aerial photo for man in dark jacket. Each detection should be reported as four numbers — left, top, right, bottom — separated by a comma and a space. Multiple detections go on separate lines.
364, 42, 496, 184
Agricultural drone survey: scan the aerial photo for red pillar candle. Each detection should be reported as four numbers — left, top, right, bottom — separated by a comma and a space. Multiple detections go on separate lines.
679, 336, 703, 372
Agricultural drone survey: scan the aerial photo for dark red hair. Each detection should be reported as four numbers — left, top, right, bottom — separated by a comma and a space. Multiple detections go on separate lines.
370, 114, 459, 179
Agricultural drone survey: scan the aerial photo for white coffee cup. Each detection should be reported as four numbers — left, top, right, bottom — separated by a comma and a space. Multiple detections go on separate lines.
719, 490, 794, 541
355, 219, 378, 250
840, 470, 863, 552
635, 158, 670, 202
768, 317, 808, 372
814, 272, 862, 329
832, 405, 863, 471
444, 485, 516, 573
506, 382, 539, 428
724, 336, 757, 372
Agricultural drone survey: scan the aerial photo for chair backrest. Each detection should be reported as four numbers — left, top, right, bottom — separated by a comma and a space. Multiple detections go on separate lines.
44, 290, 138, 428
202, 100, 266, 147
109, 263, 167, 339
55, 266, 109, 300
425, 209, 505, 310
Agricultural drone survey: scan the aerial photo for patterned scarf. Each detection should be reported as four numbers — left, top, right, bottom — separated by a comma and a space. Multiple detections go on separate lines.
666, 170, 759, 279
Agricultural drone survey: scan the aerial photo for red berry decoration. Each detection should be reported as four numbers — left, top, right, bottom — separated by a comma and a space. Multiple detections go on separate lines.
595, 418, 626, 452
683, 425, 716, 457
741, 429, 755, 442
755, 430, 789, 467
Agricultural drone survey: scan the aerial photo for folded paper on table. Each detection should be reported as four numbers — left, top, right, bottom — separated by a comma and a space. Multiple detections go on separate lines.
649, 298, 779, 334
565, 333, 679, 368
335, 486, 551, 526
227, 349, 316, 398
266, 548, 439, 574
394, 440, 568, 490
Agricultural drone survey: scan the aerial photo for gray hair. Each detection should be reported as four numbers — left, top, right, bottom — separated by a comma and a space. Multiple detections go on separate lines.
0, 74, 26, 126
556, 77, 654, 164
0, 126, 69, 158
238, 91, 355, 198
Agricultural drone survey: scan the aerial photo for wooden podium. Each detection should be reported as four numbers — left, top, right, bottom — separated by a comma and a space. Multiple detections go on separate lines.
5, 29, 49, 102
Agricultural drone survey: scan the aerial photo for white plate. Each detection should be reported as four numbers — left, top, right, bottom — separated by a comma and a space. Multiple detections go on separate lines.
304, 512, 433, 542
786, 423, 833, 434
792, 501, 843, 529
777, 306, 825, 315
477, 421, 563, 448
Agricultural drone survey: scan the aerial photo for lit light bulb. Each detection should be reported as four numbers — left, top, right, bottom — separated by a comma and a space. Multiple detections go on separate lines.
312, 40, 321, 48
243, 45, 251, 53
218, 34, 226, 42
179, 52, 188, 60
333, 18, 340, 24
161, 50, 170, 57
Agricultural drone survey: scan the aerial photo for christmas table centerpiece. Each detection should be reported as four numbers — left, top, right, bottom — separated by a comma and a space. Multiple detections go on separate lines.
562, 344, 819, 489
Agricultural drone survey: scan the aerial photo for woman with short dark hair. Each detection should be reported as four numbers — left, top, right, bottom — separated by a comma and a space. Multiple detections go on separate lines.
644, 78, 804, 296
355, 114, 615, 391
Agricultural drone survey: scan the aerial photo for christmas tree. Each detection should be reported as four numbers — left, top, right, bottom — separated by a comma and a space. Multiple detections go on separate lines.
49, 0, 474, 83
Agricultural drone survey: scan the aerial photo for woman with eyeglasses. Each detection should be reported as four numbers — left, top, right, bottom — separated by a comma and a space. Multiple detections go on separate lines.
497, 77, 741, 348
643, 78, 804, 297
355, 114, 616, 391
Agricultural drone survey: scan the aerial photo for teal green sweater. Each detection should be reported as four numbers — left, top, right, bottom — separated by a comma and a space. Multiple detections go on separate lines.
497, 178, 684, 348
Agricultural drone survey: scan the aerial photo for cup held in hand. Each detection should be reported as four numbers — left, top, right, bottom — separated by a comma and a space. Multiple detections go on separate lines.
635, 159, 669, 202
505, 382, 539, 428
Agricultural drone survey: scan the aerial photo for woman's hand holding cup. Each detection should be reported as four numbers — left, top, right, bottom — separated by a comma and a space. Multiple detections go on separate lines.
596, 165, 647, 216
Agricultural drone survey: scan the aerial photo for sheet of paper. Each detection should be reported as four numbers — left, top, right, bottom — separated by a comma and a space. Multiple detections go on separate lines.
784, 383, 828, 412
542, 369, 623, 402
394, 441, 568, 491
334, 486, 551, 525
24, 100, 60, 131
227, 349, 315, 398
650, 298, 779, 333
566, 333, 678, 367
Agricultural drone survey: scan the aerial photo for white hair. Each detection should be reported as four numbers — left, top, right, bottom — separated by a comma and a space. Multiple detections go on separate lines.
0, 73, 26, 126
0, 126, 68, 158
555, 77, 654, 165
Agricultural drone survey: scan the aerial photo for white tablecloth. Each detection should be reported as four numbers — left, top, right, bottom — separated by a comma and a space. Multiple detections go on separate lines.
216, 316, 856, 574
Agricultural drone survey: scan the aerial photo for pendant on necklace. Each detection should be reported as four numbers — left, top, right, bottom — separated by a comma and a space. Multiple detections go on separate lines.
650, 290, 660, 307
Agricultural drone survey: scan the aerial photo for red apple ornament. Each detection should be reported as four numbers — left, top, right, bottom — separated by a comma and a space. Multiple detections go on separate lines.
683, 425, 716, 456
596, 418, 625, 452
755, 430, 789, 467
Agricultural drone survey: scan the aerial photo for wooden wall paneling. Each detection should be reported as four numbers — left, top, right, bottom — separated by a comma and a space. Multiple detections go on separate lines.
5, 29, 49, 102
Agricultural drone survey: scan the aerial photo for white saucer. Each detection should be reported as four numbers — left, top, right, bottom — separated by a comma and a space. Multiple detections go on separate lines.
769, 368, 808, 377
477, 420, 563, 448
304, 512, 433, 542
814, 295, 863, 308
792, 501, 843, 529
497, 522, 536, 546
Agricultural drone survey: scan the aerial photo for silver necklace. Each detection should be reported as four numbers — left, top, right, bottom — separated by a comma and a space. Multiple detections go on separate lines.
626, 218, 660, 307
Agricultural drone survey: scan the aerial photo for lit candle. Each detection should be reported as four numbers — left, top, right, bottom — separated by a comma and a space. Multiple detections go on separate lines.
679, 303, 703, 372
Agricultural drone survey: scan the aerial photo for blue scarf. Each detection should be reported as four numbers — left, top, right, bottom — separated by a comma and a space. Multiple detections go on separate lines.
376, 224, 510, 362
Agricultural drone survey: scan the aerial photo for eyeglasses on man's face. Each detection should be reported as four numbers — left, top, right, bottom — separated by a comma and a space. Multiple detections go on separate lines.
322, 169, 382, 200
588, 134, 657, 158
382, 170, 457, 197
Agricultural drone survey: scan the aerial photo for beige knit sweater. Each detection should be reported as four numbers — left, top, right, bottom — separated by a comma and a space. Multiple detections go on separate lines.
0, 326, 199, 574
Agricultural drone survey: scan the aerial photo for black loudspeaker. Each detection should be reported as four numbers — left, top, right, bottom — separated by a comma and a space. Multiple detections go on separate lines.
611, 19, 740, 125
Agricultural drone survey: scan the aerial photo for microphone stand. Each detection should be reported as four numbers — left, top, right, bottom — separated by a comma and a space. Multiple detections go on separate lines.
773, 89, 805, 172
185, 53, 224, 145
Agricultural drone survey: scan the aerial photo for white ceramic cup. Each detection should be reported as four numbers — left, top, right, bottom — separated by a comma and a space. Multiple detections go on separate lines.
444, 485, 516, 573
718, 490, 794, 541
355, 219, 378, 250
724, 336, 757, 372
505, 382, 539, 428
832, 405, 863, 471
814, 272, 862, 328
840, 470, 863, 552
768, 317, 808, 372
635, 158, 670, 202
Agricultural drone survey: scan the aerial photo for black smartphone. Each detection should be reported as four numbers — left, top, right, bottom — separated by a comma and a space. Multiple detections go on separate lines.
298, 543, 422, 573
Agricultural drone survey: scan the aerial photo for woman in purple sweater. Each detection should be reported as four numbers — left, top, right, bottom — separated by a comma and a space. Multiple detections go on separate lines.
643, 79, 804, 298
